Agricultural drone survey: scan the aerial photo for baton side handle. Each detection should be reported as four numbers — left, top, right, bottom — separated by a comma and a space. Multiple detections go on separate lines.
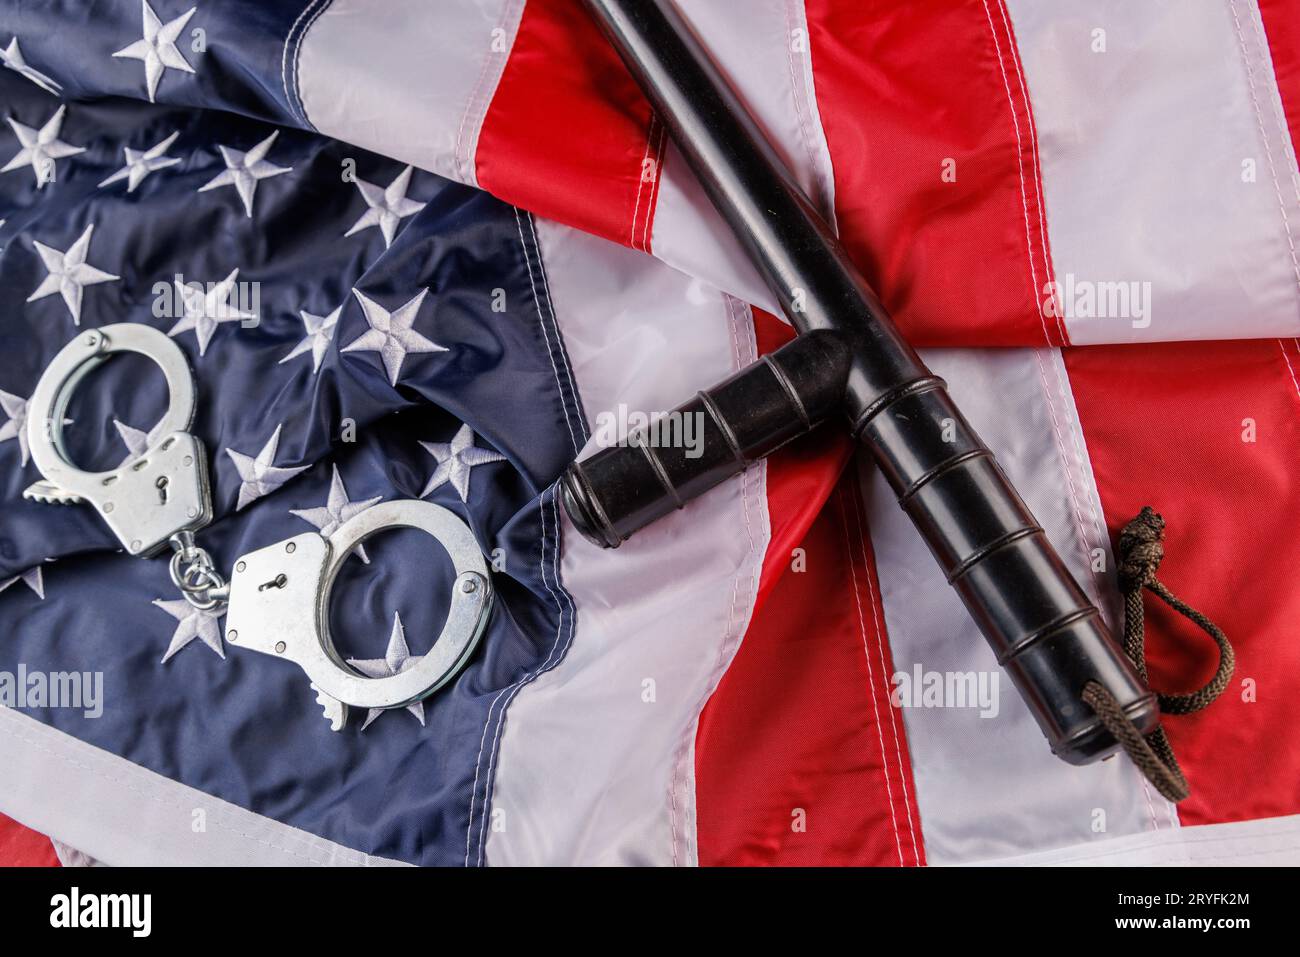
562, 329, 850, 547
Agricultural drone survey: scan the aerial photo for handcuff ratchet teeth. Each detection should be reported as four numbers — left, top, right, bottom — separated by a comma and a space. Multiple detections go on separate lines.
24, 323, 493, 729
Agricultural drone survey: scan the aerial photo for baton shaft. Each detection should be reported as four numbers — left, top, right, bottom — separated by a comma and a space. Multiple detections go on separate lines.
587, 0, 920, 426
574, 0, 1158, 763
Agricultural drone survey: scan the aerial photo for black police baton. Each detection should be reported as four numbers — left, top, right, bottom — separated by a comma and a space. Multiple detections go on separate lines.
560, 0, 1159, 768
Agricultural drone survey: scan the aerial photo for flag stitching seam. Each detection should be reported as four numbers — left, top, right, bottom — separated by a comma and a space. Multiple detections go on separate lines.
836, 485, 907, 865
465, 488, 577, 866
993, 0, 1068, 345
848, 481, 924, 864
630, 115, 666, 252
781, 0, 831, 215
522, 210, 590, 442
283, 0, 333, 130
981, 0, 1057, 347
639, 121, 667, 251
1280, 339, 1300, 401
668, 294, 765, 867
453, 0, 527, 186
1229, 0, 1300, 300
512, 208, 586, 452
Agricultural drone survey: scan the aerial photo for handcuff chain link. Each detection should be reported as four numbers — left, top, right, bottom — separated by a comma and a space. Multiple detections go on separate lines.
168, 531, 229, 612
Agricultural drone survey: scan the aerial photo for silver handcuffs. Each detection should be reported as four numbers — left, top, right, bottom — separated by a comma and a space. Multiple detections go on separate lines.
22, 323, 493, 730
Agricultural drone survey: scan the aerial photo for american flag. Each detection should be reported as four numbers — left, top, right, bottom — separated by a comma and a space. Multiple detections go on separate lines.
0, 0, 1297, 867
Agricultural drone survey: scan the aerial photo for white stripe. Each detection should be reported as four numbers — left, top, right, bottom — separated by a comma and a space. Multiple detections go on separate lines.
859, 348, 1174, 866
650, 0, 837, 317
295, 0, 525, 187
0, 707, 406, 866
484, 219, 769, 866
961, 812, 1300, 867
1004, 0, 1300, 343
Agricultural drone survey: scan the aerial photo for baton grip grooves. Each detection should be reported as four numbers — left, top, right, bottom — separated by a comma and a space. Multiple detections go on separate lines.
856, 379, 1159, 762
562, 329, 850, 548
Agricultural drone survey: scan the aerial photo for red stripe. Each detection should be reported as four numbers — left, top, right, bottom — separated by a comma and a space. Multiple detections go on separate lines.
1064, 340, 1300, 825
475, 0, 659, 248
750, 312, 852, 602
694, 475, 926, 866
694, 310, 925, 866
0, 813, 59, 867
804, 0, 1061, 346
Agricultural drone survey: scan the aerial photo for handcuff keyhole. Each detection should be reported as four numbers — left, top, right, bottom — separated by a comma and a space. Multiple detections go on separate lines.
155, 475, 169, 504
258, 573, 288, 591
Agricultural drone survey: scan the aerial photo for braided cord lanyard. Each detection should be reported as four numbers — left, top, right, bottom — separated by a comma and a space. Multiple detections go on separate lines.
1081, 507, 1235, 803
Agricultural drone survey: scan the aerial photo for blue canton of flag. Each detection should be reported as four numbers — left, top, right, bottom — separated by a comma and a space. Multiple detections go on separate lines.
0, 1, 587, 866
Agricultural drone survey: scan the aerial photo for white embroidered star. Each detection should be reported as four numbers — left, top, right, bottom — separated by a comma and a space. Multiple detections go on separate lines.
113, 417, 163, 465
0, 566, 44, 600
289, 465, 381, 563
225, 424, 308, 510
344, 165, 426, 248
167, 268, 255, 356
153, 597, 224, 663
26, 224, 119, 325
279, 303, 341, 374
198, 130, 291, 217
1, 38, 62, 95
420, 424, 506, 502
0, 387, 30, 466
98, 129, 182, 192
2, 105, 85, 188
112, 1, 197, 103
346, 612, 427, 730
342, 288, 446, 386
